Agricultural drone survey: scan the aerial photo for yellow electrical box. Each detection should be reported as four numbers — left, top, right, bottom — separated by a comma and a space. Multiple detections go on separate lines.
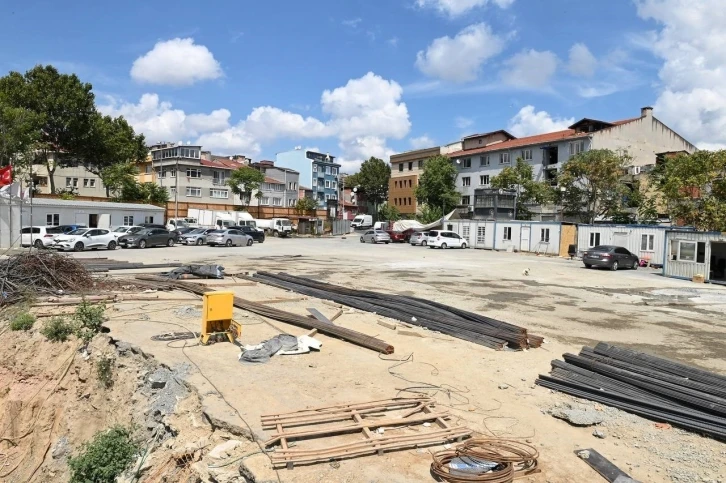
200, 291, 241, 345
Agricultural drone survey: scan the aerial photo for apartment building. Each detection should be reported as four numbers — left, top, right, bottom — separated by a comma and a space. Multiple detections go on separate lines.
31, 153, 107, 197
249, 160, 300, 208
276, 149, 340, 208
388, 146, 441, 215
448, 107, 696, 221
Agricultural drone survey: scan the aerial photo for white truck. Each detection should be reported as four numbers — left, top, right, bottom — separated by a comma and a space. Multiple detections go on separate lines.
351, 214, 373, 230
187, 209, 259, 230
166, 217, 200, 230
255, 218, 292, 237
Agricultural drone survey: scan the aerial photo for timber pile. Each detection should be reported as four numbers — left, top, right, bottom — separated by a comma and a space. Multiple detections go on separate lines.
252, 272, 543, 350
76, 258, 182, 272
537, 343, 726, 439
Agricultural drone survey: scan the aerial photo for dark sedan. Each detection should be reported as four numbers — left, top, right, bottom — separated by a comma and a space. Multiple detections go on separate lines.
138, 223, 182, 241
583, 245, 640, 271
230, 225, 265, 243
118, 228, 176, 249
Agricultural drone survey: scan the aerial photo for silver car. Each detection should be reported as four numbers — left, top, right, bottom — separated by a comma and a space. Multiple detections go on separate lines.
206, 229, 253, 247
181, 228, 216, 246
409, 231, 430, 246
360, 230, 391, 244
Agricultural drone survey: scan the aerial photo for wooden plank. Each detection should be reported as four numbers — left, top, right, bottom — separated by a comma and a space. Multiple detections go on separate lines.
255, 297, 307, 305
329, 309, 344, 322
262, 403, 427, 427
423, 404, 450, 430
575, 449, 634, 483
377, 320, 397, 330
352, 410, 382, 456
261, 398, 429, 424
277, 423, 293, 470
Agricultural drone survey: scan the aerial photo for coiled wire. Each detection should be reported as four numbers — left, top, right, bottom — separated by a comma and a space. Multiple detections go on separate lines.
430, 439, 539, 483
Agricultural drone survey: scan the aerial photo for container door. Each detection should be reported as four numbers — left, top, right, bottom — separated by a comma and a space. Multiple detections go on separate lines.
520, 226, 530, 252
98, 214, 111, 229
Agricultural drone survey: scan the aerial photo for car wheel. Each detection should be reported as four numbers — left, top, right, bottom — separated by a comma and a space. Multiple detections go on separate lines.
196, 238, 204, 246
107, 241, 116, 250
273, 231, 279, 237
584, 264, 592, 268
74, 241, 84, 252
632, 260, 639, 270
259, 237, 265, 243
167, 238, 175, 247
441, 243, 448, 249
385, 242, 389, 244
247, 239, 253, 246
461, 243, 467, 249
139, 240, 147, 249
422, 241, 427, 246
226, 239, 233, 247
34, 239, 44, 249
611, 261, 619, 271
360, 237, 364, 243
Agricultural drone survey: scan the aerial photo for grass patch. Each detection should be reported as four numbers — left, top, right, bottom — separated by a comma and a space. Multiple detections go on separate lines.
96, 355, 114, 389
9, 312, 35, 331
69, 426, 139, 483
73, 300, 106, 343
41, 317, 74, 342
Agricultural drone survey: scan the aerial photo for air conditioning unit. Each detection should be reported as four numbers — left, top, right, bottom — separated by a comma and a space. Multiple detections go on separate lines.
630, 166, 642, 175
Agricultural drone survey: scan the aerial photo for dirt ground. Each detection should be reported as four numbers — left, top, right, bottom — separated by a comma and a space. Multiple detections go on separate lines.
79, 236, 726, 483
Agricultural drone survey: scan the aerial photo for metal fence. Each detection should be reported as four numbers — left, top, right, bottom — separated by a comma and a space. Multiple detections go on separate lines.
0, 198, 21, 248
330, 219, 352, 236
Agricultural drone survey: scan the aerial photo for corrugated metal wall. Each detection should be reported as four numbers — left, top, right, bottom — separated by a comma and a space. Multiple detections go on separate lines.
576, 225, 687, 265
0, 199, 21, 248
663, 231, 726, 282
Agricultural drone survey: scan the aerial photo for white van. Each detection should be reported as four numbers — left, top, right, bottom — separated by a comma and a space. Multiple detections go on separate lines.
351, 214, 373, 230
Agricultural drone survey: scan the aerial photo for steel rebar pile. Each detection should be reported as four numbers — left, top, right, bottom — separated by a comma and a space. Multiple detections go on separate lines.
251, 272, 543, 350
0, 252, 97, 306
537, 343, 726, 440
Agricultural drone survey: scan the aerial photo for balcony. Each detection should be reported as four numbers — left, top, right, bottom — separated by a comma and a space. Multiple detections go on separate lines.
212, 179, 227, 186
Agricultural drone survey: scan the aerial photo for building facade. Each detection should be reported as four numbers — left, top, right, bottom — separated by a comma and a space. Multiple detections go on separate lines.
31, 154, 107, 197
388, 146, 441, 215
276, 149, 340, 208
447, 107, 697, 221
249, 161, 300, 208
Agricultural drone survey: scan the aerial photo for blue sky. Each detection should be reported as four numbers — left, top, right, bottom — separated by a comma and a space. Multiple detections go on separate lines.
1, 0, 722, 171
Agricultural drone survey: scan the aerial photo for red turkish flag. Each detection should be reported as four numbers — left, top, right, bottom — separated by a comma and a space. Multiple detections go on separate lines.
0, 166, 11, 187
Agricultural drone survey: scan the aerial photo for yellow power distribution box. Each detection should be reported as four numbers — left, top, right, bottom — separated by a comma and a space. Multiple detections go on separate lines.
200, 291, 241, 345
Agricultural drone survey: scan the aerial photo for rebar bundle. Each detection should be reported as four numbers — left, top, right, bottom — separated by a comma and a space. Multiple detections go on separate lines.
537, 343, 726, 440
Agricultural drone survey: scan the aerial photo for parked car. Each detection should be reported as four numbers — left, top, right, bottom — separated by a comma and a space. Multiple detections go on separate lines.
139, 223, 182, 241
111, 226, 144, 239
207, 229, 253, 247
409, 231, 430, 246
583, 245, 639, 271
360, 230, 391, 244
351, 214, 373, 230
51, 228, 117, 252
20, 226, 65, 248
176, 227, 196, 235
180, 228, 217, 246
230, 225, 266, 243
118, 228, 176, 249
386, 230, 407, 243
427, 230, 468, 249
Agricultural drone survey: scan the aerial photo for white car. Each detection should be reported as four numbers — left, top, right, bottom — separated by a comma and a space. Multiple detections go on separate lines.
21, 226, 64, 248
427, 230, 468, 249
111, 226, 144, 239
51, 228, 118, 252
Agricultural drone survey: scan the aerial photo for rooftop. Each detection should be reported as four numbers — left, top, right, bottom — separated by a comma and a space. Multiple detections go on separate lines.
200, 158, 246, 170
24, 198, 164, 211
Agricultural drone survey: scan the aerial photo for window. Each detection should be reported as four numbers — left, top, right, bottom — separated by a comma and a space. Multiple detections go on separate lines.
83, 178, 96, 188
169, 169, 176, 178
462, 177, 471, 187
462, 225, 470, 238
145, 165, 151, 174
272, 198, 283, 206
697, 242, 706, 263
123, 216, 134, 226
325, 180, 331, 188
480, 155, 490, 167
678, 241, 696, 261
408, 197, 411, 205
213, 171, 227, 185
144, 216, 154, 224
589, 232, 601, 247
499, 153, 510, 165
46, 213, 59, 226
461, 195, 471, 205
158, 169, 165, 178
641, 234, 655, 251
418, 160, 424, 169
541, 228, 550, 243
66, 177, 78, 188
477, 226, 486, 244
273, 183, 284, 191
288, 182, 297, 190
186, 187, 201, 197
569, 140, 586, 157
260, 197, 270, 206
313, 164, 318, 172
394, 181, 398, 188
480, 175, 490, 186
503, 227, 512, 240
408, 162, 413, 171
288, 199, 296, 207
398, 163, 403, 172
332, 181, 337, 189
210, 189, 229, 199
522, 149, 532, 161
169, 187, 176, 195
186, 168, 201, 178
461, 158, 471, 168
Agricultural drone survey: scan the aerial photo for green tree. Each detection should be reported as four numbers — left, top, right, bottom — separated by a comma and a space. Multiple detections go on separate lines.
118, 181, 170, 205
416, 204, 443, 224
0, 100, 41, 172
295, 196, 317, 213
355, 157, 391, 212
558, 149, 633, 223
491, 158, 555, 220
228, 166, 265, 208
378, 203, 401, 222
637, 195, 659, 225
101, 161, 138, 198
415, 154, 459, 214
651, 150, 726, 231
0, 65, 96, 193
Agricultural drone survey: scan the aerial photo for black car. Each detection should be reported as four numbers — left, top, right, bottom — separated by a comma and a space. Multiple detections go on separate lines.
139, 223, 182, 241
118, 228, 176, 249
583, 245, 640, 271
229, 225, 265, 243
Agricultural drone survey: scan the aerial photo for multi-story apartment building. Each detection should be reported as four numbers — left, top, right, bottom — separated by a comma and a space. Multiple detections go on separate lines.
276, 149, 340, 208
388, 146, 441, 215
249, 161, 300, 208
447, 107, 696, 221
31, 153, 107, 197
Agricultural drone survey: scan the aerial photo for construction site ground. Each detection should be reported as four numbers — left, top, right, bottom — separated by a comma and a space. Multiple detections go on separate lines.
45, 238, 726, 481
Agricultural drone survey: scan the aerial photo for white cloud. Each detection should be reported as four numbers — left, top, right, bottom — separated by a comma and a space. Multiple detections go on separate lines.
387, 37, 399, 47
409, 135, 435, 149
131, 38, 223, 86
567, 43, 597, 77
635, 0, 726, 148
507, 105, 574, 137
500, 49, 558, 89
100, 72, 410, 166
415, 23, 504, 83
455, 116, 474, 129
342, 18, 362, 28
416, 0, 514, 16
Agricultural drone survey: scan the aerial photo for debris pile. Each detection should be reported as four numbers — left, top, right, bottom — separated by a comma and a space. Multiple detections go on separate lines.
0, 252, 96, 306
252, 271, 543, 350
537, 342, 726, 439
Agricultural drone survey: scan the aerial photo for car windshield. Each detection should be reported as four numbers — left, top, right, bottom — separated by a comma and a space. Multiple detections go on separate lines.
208, 230, 224, 234
189, 228, 206, 234
113, 227, 128, 233
280, 220, 291, 226
68, 229, 89, 236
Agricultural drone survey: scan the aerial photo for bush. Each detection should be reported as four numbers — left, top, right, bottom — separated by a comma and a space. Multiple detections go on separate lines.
96, 356, 114, 389
41, 317, 74, 342
73, 300, 106, 343
10, 312, 35, 331
69, 426, 139, 483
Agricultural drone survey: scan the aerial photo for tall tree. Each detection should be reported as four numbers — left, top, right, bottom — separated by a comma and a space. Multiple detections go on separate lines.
0, 100, 41, 172
491, 158, 555, 220
415, 154, 459, 215
228, 166, 265, 208
0, 65, 96, 193
378, 203, 401, 222
557, 149, 633, 223
355, 157, 391, 212
651, 150, 726, 231
118, 181, 170, 205
101, 161, 139, 198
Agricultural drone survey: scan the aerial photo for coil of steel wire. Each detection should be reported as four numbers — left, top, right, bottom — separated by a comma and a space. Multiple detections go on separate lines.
430, 439, 540, 482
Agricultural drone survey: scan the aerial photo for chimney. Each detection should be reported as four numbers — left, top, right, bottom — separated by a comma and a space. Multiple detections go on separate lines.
641, 106, 653, 118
